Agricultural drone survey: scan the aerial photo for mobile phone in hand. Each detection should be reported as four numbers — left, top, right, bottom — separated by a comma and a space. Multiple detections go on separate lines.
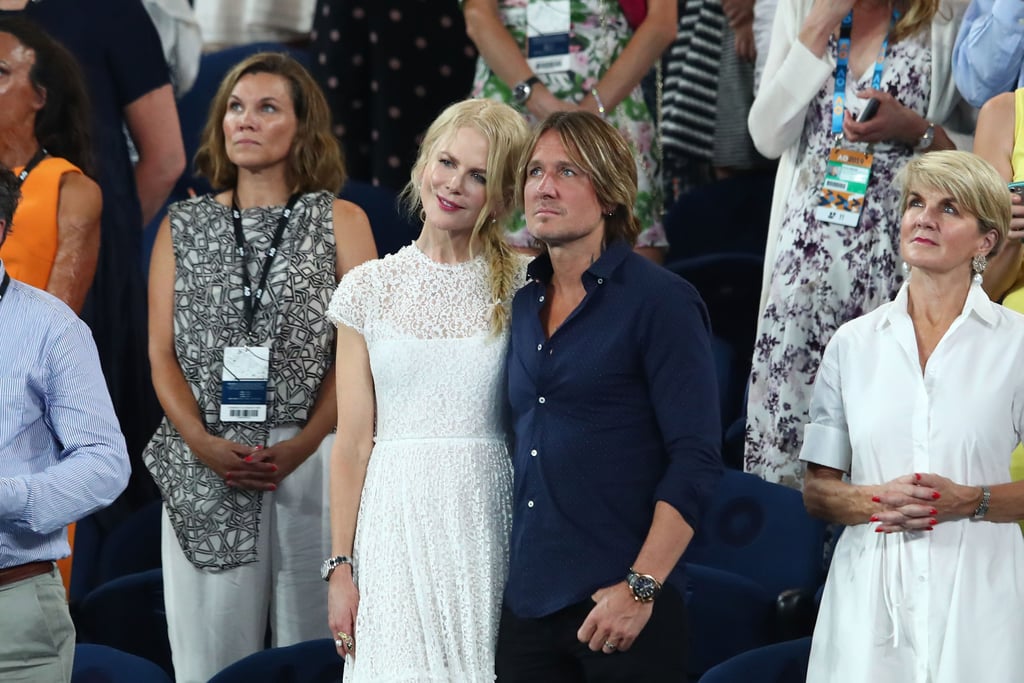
1009, 181, 1024, 195
856, 98, 880, 123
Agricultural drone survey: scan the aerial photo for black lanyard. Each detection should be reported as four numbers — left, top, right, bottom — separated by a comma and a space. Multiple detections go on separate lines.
0, 271, 10, 306
231, 192, 300, 336
17, 147, 48, 186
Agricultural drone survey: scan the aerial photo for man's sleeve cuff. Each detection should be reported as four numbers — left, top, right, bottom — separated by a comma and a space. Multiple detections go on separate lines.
0, 477, 29, 520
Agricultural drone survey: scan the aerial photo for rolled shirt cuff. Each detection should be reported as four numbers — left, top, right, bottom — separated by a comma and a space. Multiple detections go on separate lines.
799, 423, 852, 473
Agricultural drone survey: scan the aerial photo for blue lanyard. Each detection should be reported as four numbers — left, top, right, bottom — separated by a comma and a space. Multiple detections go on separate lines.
831, 9, 900, 137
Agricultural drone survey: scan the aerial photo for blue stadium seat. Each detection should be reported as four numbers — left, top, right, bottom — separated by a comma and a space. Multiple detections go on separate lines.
684, 470, 827, 677
75, 568, 173, 677
72, 643, 172, 683
207, 639, 343, 683
697, 637, 812, 683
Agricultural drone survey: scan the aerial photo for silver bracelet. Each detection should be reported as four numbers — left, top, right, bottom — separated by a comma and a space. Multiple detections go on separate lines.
972, 485, 991, 520
590, 87, 606, 118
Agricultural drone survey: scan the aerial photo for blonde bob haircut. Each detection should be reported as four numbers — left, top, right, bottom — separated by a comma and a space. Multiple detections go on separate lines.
519, 111, 641, 246
401, 98, 530, 335
194, 52, 345, 193
899, 150, 1009, 257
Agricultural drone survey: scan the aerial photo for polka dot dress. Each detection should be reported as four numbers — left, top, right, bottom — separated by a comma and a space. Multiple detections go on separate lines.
311, 0, 478, 190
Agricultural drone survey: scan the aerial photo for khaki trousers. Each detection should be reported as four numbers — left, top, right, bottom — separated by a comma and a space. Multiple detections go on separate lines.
0, 565, 75, 682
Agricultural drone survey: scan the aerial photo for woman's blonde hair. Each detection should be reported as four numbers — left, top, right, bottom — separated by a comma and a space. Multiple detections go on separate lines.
194, 52, 345, 193
899, 150, 1010, 256
893, 0, 944, 44
401, 98, 529, 335
518, 111, 641, 245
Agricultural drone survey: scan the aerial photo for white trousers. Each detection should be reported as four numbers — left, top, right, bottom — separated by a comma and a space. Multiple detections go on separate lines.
161, 426, 333, 683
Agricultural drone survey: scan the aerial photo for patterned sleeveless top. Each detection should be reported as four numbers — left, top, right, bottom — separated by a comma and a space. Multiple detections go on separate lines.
143, 191, 337, 569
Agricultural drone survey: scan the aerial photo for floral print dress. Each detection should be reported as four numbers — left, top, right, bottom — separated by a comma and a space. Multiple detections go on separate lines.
468, 0, 666, 249
744, 30, 931, 488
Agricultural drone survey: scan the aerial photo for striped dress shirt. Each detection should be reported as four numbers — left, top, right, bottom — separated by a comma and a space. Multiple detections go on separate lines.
0, 260, 129, 568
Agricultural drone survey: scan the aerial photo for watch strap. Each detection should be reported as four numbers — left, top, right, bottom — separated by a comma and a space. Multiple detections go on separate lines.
972, 486, 991, 519
915, 122, 935, 151
513, 74, 542, 104
321, 555, 352, 581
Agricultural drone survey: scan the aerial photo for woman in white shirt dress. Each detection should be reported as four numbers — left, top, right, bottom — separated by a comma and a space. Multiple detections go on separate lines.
801, 150, 1024, 682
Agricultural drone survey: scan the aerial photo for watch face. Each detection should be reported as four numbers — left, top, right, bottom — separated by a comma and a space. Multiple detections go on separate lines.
629, 573, 658, 601
513, 83, 530, 104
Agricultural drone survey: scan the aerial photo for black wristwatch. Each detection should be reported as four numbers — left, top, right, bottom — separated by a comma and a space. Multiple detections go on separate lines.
321, 555, 352, 581
626, 568, 662, 602
513, 75, 542, 105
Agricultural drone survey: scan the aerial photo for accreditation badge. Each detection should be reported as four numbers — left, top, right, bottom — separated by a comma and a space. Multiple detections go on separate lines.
814, 148, 873, 227
220, 346, 270, 422
526, 0, 571, 74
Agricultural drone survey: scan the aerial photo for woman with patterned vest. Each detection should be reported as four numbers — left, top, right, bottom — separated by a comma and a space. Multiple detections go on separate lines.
143, 52, 376, 683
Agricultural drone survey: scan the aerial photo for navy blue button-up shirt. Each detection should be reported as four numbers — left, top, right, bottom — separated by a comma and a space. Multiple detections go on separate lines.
504, 241, 723, 618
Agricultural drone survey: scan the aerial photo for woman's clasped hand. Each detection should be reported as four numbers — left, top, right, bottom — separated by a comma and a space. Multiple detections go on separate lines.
870, 472, 983, 532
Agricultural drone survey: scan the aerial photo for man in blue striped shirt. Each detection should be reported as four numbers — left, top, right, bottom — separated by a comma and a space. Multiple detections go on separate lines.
0, 166, 130, 681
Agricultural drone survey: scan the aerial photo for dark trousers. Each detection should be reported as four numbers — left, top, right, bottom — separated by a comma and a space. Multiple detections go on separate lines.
496, 586, 688, 682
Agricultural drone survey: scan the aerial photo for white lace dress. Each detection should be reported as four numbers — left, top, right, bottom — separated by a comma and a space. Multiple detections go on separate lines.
327, 243, 524, 682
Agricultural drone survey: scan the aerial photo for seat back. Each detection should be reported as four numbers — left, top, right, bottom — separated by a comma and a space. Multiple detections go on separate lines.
72, 643, 173, 683
666, 253, 763, 440
697, 636, 812, 683
75, 568, 173, 677
339, 180, 418, 257
207, 639, 343, 683
686, 470, 827, 598
95, 499, 162, 586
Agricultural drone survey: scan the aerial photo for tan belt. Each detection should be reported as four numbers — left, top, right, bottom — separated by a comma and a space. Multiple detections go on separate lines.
0, 561, 54, 587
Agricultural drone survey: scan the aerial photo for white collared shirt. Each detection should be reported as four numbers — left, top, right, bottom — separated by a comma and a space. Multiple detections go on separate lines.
801, 281, 1024, 681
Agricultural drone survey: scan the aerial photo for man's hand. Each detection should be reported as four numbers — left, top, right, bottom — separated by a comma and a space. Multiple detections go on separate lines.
576, 582, 653, 653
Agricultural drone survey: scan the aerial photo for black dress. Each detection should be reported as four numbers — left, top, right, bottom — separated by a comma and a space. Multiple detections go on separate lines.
3, 0, 172, 507
310, 0, 477, 190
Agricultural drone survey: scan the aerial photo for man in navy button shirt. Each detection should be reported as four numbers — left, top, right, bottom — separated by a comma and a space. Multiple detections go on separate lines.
497, 112, 723, 681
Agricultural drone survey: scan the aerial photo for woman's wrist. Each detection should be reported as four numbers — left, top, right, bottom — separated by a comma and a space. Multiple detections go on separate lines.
176, 420, 212, 450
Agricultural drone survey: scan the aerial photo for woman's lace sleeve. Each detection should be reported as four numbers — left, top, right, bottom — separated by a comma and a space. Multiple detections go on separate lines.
328, 262, 373, 333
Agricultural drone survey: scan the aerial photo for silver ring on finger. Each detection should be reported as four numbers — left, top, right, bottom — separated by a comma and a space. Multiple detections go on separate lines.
335, 639, 344, 648
603, 640, 617, 652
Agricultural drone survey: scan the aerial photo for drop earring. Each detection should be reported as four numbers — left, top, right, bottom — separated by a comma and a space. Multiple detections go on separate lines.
971, 254, 987, 283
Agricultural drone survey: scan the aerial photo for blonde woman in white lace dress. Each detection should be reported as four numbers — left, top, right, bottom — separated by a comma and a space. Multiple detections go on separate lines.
326, 99, 530, 682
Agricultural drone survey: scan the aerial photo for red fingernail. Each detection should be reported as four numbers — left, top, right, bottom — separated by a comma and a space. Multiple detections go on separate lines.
929, 518, 937, 525
255, 445, 263, 450
225, 472, 232, 480
271, 465, 278, 472
925, 526, 934, 531
269, 484, 277, 491
870, 515, 879, 522
930, 508, 937, 515
915, 473, 922, 481
244, 455, 253, 462
871, 496, 881, 503
932, 492, 941, 500
875, 527, 884, 533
